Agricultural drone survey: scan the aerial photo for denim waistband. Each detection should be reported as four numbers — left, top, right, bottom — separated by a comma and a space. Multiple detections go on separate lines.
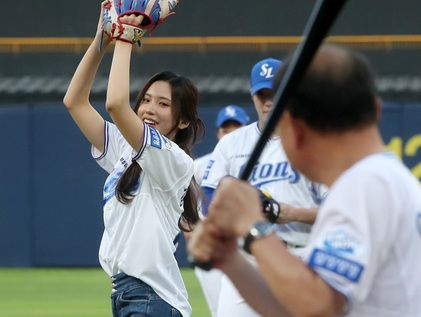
111, 272, 133, 284
111, 272, 152, 295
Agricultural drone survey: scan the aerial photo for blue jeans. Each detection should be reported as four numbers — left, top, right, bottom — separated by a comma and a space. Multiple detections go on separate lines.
111, 273, 182, 317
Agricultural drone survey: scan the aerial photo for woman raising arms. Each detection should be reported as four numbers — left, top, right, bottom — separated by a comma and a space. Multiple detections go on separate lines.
63, 3, 204, 316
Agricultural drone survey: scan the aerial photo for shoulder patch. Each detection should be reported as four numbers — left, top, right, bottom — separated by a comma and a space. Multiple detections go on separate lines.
203, 160, 215, 181
323, 229, 362, 255
308, 248, 364, 283
148, 126, 162, 149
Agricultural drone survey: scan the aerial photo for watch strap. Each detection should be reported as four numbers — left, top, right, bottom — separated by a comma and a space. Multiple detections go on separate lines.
243, 221, 277, 254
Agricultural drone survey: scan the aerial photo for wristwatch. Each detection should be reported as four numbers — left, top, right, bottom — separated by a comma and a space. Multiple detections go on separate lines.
243, 220, 277, 254
259, 190, 281, 223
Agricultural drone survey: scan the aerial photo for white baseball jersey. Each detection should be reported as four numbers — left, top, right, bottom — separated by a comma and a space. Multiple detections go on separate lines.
201, 122, 326, 317
202, 122, 326, 246
194, 152, 212, 185
304, 152, 421, 316
92, 121, 193, 317
194, 153, 224, 317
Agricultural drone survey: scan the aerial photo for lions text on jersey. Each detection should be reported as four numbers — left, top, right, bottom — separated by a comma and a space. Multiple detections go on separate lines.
201, 122, 327, 247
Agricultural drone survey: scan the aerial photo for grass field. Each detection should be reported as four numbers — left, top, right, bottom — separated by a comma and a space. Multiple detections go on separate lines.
0, 268, 210, 317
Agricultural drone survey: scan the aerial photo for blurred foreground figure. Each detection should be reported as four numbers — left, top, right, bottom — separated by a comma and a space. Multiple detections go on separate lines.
188, 45, 421, 317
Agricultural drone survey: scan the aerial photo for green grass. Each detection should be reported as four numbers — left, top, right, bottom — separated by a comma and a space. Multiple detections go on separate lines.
0, 268, 210, 317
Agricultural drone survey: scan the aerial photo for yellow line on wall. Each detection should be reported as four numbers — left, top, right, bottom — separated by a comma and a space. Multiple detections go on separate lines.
1, 35, 421, 53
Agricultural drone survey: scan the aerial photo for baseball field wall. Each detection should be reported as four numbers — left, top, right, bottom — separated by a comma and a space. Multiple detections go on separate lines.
0, 102, 420, 267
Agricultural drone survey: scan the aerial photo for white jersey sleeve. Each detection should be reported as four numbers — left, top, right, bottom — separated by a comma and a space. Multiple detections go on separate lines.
305, 180, 380, 304
201, 135, 232, 189
194, 152, 213, 185
91, 121, 127, 174
132, 123, 194, 191
304, 153, 421, 316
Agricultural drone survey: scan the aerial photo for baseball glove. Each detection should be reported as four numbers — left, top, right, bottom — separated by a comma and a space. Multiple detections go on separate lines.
102, 0, 180, 46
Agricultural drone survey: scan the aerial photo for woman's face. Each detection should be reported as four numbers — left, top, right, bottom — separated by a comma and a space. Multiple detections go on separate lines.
137, 81, 178, 139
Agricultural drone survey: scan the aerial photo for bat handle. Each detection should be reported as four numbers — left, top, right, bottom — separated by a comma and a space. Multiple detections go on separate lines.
188, 255, 214, 271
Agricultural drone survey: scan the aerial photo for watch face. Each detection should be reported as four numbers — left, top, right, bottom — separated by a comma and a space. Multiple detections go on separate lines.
243, 221, 276, 254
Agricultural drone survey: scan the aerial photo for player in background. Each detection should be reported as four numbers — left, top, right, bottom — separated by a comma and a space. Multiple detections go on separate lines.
63, 4, 203, 317
200, 58, 326, 317
194, 105, 250, 183
189, 45, 421, 317
193, 104, 249, 317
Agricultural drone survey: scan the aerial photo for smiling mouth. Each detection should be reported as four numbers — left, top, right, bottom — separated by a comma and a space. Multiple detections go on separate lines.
143, 119, 157, 126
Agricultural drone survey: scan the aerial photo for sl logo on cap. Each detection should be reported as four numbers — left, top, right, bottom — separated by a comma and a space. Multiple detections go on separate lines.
259, 63, 275, 79
224, 106, 237, 118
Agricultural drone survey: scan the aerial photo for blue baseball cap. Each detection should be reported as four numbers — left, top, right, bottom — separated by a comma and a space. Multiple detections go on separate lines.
215, 105, 250, 128
250, 58, 282, 96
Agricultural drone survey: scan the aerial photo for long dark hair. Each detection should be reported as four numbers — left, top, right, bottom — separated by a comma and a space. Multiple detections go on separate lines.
115, 71, 204, 232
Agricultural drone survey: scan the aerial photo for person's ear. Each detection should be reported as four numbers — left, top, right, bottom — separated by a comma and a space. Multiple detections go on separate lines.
178, 119, 190, 130
293, 118, 306, 148
284, 112, 306, 149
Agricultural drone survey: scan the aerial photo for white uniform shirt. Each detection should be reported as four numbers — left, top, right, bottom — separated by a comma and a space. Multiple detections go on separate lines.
304, 152, 421, 316
194, 152, 212, 185
202, 122, 326, 246
92, 121, 193, 317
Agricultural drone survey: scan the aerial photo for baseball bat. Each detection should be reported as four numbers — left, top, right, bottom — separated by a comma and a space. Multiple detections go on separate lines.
192, 0, 348, 270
